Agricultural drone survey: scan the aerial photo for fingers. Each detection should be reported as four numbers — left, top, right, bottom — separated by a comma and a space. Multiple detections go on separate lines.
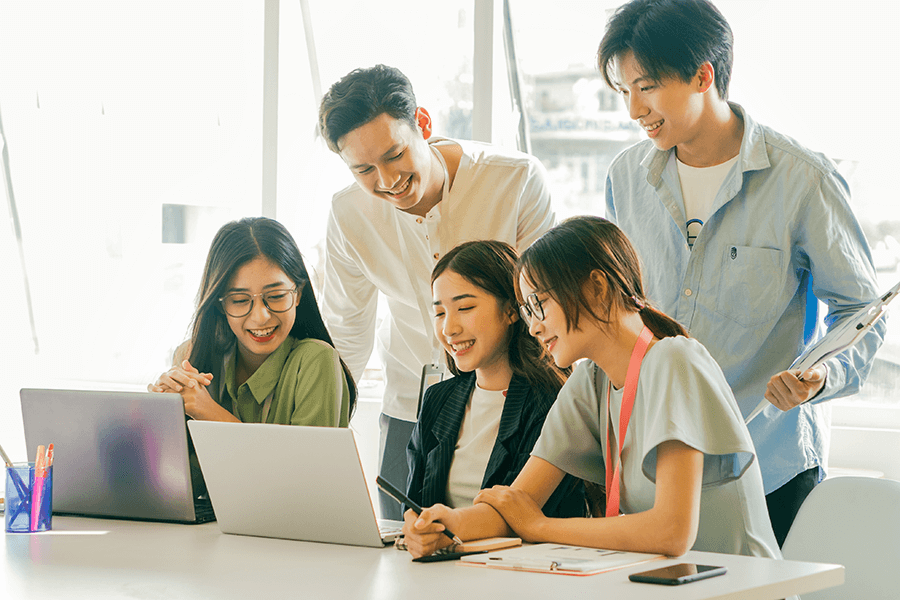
155, 368, 211, 393
765, 367, 825, 411
182, 359, 214, 383
474, 485, 508, 506
411, 506, 448, 533
180, 384, 219, 420
402, 509, 453, 558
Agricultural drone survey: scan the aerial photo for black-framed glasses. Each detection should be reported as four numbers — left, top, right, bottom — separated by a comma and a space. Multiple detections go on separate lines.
218, 287, 297, 318
519, 292, 549, 323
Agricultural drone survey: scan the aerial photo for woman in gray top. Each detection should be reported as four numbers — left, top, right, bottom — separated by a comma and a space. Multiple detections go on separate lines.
401, 217, 781, 561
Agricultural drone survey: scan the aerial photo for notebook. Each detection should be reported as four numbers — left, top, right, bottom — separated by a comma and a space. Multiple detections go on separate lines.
187, 420, 403, 547
19, 388, 215, 524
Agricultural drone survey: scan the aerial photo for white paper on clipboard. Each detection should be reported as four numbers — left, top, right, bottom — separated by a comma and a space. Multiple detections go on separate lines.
745, 279, 900, 425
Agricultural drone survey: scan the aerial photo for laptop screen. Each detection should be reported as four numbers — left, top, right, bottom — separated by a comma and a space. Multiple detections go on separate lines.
20, 388, 202, 522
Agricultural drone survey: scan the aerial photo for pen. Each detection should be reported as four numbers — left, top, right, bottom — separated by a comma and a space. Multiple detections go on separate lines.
376, 475, 464, 546
488, 557, 563, 571
30, 444, 48, 531
0, 441, 14, 467
0, 440, 29, 499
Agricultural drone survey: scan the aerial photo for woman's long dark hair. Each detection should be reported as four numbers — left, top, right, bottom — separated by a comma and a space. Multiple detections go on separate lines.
188, 217, 357, 416
517, 216, 687, 340
432, 240, 569, 395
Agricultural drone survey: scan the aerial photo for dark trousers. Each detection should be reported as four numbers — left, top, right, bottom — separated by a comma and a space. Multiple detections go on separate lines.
377, 413, 416, 520
765, 466, 820, 547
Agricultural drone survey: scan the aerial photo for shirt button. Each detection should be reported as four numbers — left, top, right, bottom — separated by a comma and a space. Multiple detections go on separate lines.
684, 289, 693, 297
433, 253, 440, 260
416, 218, 423, 224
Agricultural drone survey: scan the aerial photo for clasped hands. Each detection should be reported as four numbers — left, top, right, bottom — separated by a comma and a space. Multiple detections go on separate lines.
148, 360, 218, 420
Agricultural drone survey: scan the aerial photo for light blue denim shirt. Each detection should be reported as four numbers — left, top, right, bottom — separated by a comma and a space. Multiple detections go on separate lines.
606, 104, 886, 494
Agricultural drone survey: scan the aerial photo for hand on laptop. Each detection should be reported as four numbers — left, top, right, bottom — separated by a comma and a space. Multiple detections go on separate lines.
402, 504, 459, 558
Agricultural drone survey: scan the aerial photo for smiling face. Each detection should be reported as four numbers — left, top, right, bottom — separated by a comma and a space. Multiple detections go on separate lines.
337, 110, 441, 217
224, 256, 299, 371
613, 50, 709, 156
432, 270, 515, 391
518, 271, 598, 370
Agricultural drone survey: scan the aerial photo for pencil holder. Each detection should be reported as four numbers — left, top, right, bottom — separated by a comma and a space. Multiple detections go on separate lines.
5, 463, 53, 533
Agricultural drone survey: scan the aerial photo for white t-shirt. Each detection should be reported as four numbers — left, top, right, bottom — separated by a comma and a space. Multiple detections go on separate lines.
532, 336, 781, 558
676, 154, 739, 248
321, 137, 555, 421
444, 384, 506, 508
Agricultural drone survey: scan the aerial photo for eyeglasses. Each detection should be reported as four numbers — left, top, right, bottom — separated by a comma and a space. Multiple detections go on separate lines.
218, 288, 297, 318
519, 292, 549, 323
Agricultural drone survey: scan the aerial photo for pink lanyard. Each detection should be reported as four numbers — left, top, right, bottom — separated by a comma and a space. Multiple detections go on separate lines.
605, 326, 653, 518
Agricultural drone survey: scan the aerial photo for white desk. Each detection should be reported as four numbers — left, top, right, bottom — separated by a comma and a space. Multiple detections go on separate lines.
2, 517, 843, 599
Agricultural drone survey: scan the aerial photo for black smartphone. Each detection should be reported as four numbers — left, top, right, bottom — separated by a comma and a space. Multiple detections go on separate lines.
629, 563, 727, 585
412, 550, 487, 563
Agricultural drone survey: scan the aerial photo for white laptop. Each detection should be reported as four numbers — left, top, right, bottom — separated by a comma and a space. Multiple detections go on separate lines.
20, 388, 215, 523
187, 420, 403, 547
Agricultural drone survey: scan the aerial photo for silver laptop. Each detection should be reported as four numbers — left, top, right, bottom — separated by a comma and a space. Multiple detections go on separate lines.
187, 420, 403, 547
20, 388, 214, 524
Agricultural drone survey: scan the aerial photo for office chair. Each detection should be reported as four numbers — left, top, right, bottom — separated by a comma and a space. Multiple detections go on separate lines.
782, 475, 900, 600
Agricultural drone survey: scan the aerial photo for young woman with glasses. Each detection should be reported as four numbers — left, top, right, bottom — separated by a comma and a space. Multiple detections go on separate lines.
149, 217, 356, 427
403, 240, 584, 528
402, 217, 781, 561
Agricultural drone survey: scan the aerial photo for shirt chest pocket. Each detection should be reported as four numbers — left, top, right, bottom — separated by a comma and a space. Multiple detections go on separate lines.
714, 245, 785, 327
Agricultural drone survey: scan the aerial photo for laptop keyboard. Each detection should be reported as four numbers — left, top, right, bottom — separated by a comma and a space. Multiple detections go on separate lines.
193, 497, 217, 524
378, 519, 404, 540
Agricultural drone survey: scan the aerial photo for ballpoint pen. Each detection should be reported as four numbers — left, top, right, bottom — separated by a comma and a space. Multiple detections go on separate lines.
376, 475, 464, 545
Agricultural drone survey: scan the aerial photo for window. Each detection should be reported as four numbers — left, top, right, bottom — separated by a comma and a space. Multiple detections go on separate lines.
0, 1, 264, 454
508, 0, 900, 406
507, 0, 641, 220
3, 1, 897, 471
0, 1, 477, 456
275, 0, 475, 399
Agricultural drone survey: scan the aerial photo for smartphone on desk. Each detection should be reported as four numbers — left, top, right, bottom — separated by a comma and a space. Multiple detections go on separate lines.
629, 563, 726, 585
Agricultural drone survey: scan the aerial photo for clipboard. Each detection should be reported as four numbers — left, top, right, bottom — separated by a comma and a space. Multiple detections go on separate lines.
745, 279, 899, 424
459, 543, 664, 576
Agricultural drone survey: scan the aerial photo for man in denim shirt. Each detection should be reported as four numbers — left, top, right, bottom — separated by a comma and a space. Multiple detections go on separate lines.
599, 0, 884, 546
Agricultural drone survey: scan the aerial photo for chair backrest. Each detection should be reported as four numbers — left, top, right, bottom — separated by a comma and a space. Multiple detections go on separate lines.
782, 476, 900, 600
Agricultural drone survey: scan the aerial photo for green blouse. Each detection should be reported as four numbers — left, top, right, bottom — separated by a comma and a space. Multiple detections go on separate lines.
219, 336, 350, 427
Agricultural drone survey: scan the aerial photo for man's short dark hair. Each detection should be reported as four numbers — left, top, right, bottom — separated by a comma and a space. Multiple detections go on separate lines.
598, 0, 734, 100
318, 64, 418, 153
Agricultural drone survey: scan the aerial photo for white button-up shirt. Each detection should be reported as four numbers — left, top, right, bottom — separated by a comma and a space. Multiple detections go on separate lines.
322, 138, 555, 421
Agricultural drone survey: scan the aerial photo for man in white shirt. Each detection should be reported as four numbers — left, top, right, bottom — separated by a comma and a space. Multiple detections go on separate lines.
318, 65, 555, 519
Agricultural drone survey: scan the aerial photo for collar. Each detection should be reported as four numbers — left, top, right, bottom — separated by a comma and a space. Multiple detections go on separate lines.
224, 336, 297, 406
640, 102, 770, 186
